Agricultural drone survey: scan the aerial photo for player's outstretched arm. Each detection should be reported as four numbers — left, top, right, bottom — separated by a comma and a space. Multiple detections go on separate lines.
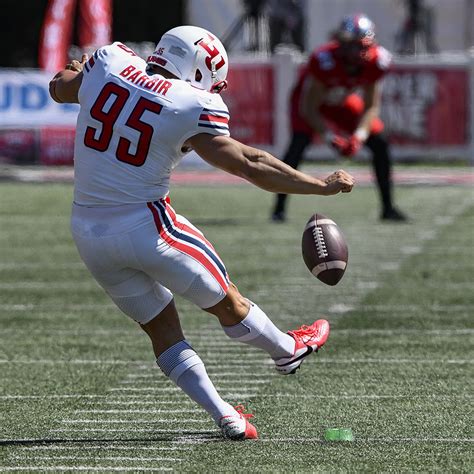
300, 76, 343, 149
188, 134, 355, 196
354, 82, 381, 142
48, 54, 88, 104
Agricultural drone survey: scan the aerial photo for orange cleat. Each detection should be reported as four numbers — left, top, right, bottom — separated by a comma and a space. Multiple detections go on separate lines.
219, 405, 258, 440
274, 319, 330, 375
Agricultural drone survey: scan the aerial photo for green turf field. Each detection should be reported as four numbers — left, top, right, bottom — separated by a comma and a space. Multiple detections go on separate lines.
0, 181, 473, 472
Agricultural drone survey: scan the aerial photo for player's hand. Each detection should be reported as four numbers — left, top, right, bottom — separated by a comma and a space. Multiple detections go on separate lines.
342, 135, 362, 157
329, 134, 348, 154
323, 169, 355, 195
65, 54, 89, 73
330, 134, 361, 157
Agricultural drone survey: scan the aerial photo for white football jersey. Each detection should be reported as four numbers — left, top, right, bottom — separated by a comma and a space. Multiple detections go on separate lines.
74, 42, 230, 206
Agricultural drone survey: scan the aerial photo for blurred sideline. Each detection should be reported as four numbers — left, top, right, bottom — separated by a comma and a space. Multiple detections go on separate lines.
1, 164, 472, 186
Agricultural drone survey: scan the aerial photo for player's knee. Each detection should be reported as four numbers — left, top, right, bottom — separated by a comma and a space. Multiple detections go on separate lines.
226, 282, 249, 310
204, 281, 250, 322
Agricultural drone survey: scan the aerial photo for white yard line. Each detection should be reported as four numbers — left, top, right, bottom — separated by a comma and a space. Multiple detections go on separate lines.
0, 262, 84, 270
125, 372, 275, 379
0, 467, 173, 472
3, 393, 469, 402
0, 395, 102, 400
256, 394, 473, 400
74, 409, 200, 414
89, 401, 196, 407
107, 390, 258, 399
0, 215, 67, 222
119, 379, 270, 385
344, 304, 474, 313
93, 401, 189, 406
10, 456, 182, 462
365, 437, 474, 443
191, 326, 474, 341
327, 304, 355, 313
314, 358, 473, 364
0, 304, 115, 311
0, 360, 134, 365
326, 328, 474, 335
108, 387, 259, 394
60, 419, 208, 424
197, 379, 270, 385
1, 357, 470, 366
109, 387, 181, 393
400, 246, 423, 255
355, 281, 379, 290
0, 282, 99, 290
256, 437, 474, 443
214, 393, 257, 398
50, 428, 216, 433
17, 445, 186, 452
1, 300, 472, 314
1, 326, 472, 336
378, 262, 401, 271
217, 358, 473, 367
0, 395, 192, 401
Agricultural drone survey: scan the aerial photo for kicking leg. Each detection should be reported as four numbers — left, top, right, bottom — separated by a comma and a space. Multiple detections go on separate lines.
205, 283, 295, 358
205, 283, 330, 374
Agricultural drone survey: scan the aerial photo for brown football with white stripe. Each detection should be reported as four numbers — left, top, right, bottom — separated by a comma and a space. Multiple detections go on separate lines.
302, 213, 348, 286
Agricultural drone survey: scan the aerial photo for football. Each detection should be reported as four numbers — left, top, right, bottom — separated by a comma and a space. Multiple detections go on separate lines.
301, 213, 348, 285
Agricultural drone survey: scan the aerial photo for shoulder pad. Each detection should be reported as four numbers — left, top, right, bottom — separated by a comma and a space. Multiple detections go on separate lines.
316, 50, 335, 71
375, 46, 392, 70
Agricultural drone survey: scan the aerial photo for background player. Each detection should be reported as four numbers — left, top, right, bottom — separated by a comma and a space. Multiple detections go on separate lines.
49, 26, 354, 440
272, 14, 408, 223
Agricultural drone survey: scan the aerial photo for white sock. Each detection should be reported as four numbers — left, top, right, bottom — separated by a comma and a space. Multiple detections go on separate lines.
156, 340, 237, 424
222, 302, 295, 359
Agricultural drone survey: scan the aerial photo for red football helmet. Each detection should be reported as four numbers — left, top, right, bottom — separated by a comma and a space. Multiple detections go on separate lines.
334, 14, 376, 65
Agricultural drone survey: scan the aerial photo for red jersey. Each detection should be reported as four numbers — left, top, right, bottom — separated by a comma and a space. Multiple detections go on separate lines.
291, 41, 391, 134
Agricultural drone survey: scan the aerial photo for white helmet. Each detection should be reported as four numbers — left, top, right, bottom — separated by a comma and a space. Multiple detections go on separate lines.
147, 25, 228, 94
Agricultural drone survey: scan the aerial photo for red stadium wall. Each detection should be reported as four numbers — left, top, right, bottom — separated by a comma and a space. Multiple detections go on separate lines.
225, 63, 274, 145
381, 67, 469, 146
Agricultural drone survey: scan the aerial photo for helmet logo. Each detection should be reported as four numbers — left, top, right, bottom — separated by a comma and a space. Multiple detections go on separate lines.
198, 34, 226, 73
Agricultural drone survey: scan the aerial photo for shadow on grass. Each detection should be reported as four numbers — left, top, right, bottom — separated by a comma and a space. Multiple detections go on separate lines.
0, 432, 223, 447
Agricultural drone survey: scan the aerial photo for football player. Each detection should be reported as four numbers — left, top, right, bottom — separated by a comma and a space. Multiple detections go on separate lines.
272, 14, 408, 222
49, 26, 354, 440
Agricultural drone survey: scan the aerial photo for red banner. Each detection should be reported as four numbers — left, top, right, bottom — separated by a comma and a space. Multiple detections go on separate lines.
38, 0, 77, 72
0, 130, 37, 164
381, 67, 468, 145
39, 127, 76, 165
224, 64, 274, 145
79, 0, 112, 49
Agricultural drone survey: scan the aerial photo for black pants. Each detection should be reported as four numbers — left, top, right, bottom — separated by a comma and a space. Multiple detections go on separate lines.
273, 132, 394, 215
